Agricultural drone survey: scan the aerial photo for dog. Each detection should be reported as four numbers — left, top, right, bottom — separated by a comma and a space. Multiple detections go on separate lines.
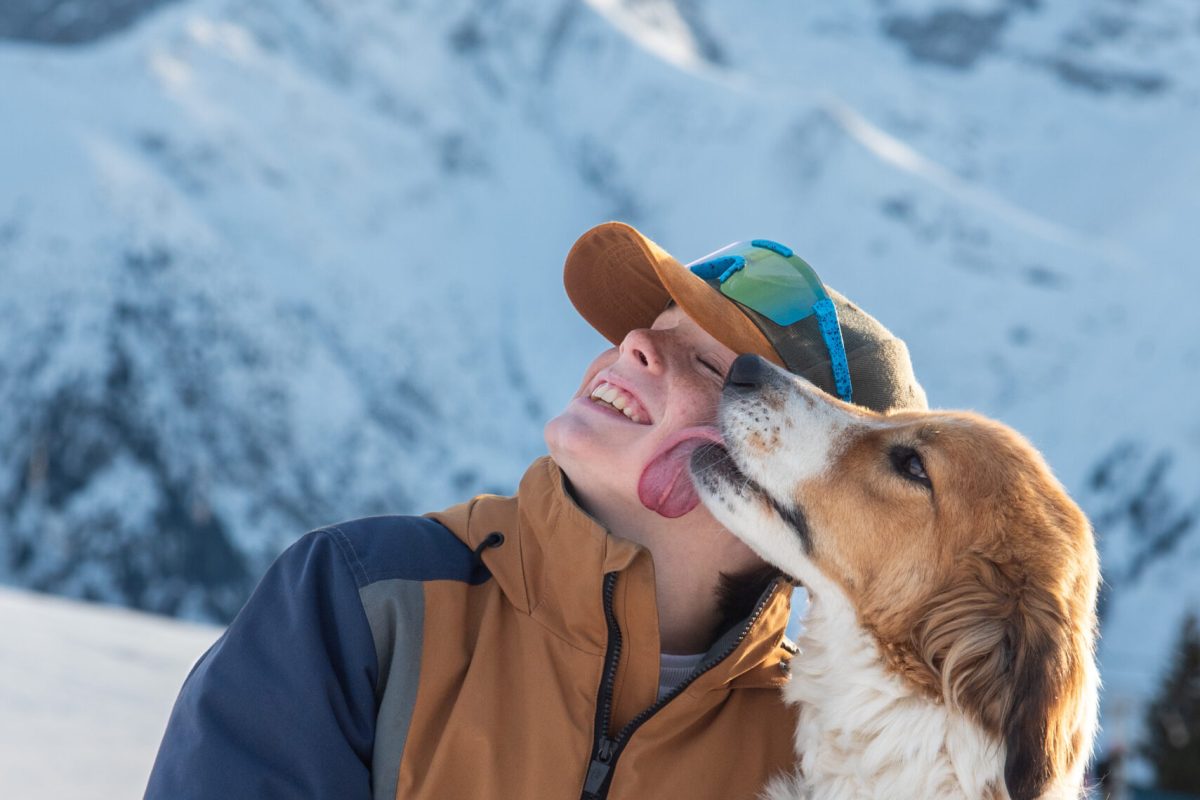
691, 354, 1099, 800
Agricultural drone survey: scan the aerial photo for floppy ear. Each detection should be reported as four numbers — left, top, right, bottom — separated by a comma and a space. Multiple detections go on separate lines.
912, 568, 1017, 741
1002, 624, 1059, 800
912, 562, 1092, 800
999, 591, 1095, 800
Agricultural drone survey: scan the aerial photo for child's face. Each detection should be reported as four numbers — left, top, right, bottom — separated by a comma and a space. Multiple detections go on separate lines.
544, 304, 737, 520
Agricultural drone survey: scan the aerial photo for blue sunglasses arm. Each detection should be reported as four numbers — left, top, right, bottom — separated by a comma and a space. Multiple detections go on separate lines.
690, 255, 746, 283
813, 298, 853, 404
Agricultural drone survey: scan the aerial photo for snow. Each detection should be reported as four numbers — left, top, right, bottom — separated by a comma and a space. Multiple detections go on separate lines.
0, 587, 220, 800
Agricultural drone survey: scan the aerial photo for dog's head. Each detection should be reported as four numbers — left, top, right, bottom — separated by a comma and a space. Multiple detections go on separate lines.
691, 355, 1099, 800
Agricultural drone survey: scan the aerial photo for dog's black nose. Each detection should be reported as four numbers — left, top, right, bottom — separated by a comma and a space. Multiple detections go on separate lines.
725, 353, 765, 394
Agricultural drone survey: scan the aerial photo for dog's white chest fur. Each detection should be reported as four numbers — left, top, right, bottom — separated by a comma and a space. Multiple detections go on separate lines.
766, 573, 1004, 800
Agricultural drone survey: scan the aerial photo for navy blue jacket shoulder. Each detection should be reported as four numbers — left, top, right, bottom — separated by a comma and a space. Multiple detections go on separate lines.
144, 516, 488, 800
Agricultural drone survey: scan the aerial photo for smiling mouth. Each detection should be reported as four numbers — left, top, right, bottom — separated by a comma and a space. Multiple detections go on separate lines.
588, 380, 652, 424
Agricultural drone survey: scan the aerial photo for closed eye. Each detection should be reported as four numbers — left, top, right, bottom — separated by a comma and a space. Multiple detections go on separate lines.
698, 356, 725, 378
889, 446, 932, 490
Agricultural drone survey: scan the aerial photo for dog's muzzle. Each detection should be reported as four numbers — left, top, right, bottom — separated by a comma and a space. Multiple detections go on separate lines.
698, 358, 818, 555
724, 353, 773, 396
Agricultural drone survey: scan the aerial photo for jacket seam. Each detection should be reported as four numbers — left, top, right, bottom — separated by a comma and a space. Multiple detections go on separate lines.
323, 525, 370, 589
477, 574, 606, 657
329, 521, 602, 657
525, 611, 607, 658
309, 525, 385, 703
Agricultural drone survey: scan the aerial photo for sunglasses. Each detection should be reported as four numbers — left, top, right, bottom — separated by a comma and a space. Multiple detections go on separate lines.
688, 239, 853, 404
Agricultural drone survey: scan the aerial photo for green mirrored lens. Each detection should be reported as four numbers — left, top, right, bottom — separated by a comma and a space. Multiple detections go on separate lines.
719, 250, 826, 326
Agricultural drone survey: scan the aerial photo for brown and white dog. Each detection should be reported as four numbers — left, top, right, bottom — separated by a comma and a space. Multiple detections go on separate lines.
691, 355, 1100, 800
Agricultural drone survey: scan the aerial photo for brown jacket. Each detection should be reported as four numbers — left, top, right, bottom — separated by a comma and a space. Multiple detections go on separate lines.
147, 455, 797, 800
412, 456, 799, 799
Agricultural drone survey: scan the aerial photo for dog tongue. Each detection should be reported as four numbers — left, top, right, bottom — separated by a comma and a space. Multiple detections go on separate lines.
638, 426, 725, 518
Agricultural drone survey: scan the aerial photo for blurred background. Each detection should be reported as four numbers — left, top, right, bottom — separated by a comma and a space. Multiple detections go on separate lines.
1, 0, 1198, 797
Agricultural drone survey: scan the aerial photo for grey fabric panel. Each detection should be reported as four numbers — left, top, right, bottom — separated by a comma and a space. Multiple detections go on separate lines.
361, 578, 425, 800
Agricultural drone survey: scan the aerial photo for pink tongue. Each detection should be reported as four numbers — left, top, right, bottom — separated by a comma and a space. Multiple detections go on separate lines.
638, 427, 724, 519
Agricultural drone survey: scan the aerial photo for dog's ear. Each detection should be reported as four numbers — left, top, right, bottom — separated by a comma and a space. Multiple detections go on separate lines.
1002, 623, 1059, 800
912, 560, 1092, 800
999, 591, 1095, 800
912, 567, 1016, 741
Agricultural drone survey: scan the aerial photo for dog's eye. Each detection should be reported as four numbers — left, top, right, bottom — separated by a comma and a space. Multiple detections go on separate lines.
890, 446, 932, 489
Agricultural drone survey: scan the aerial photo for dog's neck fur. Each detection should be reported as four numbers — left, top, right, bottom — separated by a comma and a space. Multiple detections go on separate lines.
766, 568, 1006, 800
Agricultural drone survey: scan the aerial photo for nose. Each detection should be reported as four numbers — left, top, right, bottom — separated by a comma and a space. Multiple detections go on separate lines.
619, 327, 664, 372
725, 353, 766, 394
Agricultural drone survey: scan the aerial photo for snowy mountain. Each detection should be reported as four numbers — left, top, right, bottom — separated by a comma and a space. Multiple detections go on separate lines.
2, 0, 1198, 767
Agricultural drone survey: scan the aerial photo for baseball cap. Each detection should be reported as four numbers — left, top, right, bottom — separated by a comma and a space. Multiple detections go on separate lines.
563, 221, 928, 413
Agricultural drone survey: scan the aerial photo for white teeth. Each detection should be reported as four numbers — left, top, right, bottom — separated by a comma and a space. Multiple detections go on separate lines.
589, 381, 646, 424
591, 382, 619, 403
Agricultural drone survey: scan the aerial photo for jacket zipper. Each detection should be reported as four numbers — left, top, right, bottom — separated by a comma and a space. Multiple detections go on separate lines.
581, 572, 623, 798
579, 572, 782, 799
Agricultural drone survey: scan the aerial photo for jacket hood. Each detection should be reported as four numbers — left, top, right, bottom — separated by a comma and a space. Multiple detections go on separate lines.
428, 456, 793, 693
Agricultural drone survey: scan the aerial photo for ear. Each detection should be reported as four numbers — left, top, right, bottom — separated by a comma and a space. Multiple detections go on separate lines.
913, 564, 1092, 800
911, 571, 1016, 739
1000, 622, 1059, 799
1000, 594, 1095, 800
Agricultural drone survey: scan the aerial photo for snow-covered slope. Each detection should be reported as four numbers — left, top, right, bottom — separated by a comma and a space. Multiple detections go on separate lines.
0, 587, 219, 800
2, 0, 1198, 764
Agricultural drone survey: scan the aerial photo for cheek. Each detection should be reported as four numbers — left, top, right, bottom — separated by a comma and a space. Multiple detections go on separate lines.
802, 471, 938, 593
544, 349, 618, 458
670, 374, 722, 424
573, 348, 618, 398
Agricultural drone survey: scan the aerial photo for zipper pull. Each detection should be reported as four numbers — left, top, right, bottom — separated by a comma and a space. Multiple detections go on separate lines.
582, 737, 617, 797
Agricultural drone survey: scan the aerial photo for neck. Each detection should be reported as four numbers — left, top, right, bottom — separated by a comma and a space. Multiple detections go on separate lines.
567, 479, 727, 654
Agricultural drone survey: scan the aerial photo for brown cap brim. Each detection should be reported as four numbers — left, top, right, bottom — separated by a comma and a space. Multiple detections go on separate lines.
563, 222, 786, 368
